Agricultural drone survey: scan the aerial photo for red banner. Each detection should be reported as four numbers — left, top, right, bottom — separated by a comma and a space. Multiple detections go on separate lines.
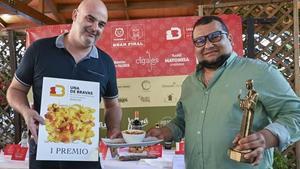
26, 15, 243, 78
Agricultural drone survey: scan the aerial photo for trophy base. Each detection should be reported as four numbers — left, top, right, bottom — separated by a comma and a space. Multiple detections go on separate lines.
228, 148, 253, 163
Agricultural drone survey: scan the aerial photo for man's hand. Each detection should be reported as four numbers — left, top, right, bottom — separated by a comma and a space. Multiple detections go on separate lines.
6, 78, 45, 143
23, 108, 44, 143
107, 128, 121, 139
233, 129, 278, 166
146, 127, 172, 140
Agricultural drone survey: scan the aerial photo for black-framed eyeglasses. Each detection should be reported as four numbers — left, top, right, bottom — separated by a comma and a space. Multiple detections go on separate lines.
193, 31, 228, 47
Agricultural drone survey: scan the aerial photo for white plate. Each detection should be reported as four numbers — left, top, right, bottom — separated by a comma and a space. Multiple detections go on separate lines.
102, 137, 163, 148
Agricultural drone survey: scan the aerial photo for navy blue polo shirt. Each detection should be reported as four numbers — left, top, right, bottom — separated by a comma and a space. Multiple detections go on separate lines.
15, 34, 118, 113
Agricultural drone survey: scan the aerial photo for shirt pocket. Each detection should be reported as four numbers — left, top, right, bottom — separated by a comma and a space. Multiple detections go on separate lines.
78, 69, 104, 82
87, 69, 105, 77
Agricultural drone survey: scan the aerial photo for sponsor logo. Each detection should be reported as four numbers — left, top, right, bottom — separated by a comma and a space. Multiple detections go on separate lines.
138, 96, 150, 103
112, 25, 145, 47
112, 26, 126, 41
166, 27, 182, 40
114, 27, 125, 38
161, 82, 181, 88
136, 51, 159, 72
141, 80, 151, 91
129, 25, 144, 41
165, 53, 190, 66
50, 85, 65, 97
164, 93, 178, 103
118, 84, 131, 89
114, 60, 130, 68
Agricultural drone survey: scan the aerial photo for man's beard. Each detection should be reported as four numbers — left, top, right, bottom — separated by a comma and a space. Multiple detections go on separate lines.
82, 27, 99, 45
197, 53, 231, 70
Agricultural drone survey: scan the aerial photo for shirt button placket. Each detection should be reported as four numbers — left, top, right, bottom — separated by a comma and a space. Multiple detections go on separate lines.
201, 90, 209, 169
72, 64, 77, 75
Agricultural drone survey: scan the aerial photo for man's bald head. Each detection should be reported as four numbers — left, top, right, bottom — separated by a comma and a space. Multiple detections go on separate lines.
77, 0, 108, 22
68, 0, 108, 48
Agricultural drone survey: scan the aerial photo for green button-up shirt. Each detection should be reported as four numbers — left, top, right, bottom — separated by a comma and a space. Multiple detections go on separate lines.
166, 52, 300, 169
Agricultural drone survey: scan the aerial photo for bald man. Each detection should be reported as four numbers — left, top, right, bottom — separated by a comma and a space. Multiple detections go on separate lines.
7, 0, 122, 168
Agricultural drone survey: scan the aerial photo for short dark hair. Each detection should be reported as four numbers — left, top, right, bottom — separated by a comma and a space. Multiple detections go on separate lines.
192, 16, 229, 36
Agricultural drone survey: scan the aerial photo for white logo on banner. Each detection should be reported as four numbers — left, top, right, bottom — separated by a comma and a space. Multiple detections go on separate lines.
115, 28, 124, 38
135, 51, 159, 72
114, 60, 130, 68
130, 25, 144, 41
165, 53, 190, 66
166, 27, 182, 40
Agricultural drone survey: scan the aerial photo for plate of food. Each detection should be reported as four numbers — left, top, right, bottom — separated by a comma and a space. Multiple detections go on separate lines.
102, 130, 163, 148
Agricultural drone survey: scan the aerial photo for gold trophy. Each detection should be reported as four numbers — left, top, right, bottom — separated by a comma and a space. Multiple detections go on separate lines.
228, 79, 258, 163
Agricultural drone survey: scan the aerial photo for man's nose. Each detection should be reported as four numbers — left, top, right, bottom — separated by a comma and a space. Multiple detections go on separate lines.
204, 39, 214, 48
91, 22, 100, 31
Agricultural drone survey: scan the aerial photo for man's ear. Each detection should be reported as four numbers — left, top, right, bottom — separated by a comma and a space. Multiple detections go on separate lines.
228, 33, 234, 46
72, 9, 78, 22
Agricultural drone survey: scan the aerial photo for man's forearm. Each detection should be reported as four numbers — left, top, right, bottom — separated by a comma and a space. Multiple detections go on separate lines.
104, 105, 122, 131
7, 86, 31, 117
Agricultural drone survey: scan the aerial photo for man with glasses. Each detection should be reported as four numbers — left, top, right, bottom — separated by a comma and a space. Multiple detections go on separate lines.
147, 15, 300, 169
7, 0, 122, 169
